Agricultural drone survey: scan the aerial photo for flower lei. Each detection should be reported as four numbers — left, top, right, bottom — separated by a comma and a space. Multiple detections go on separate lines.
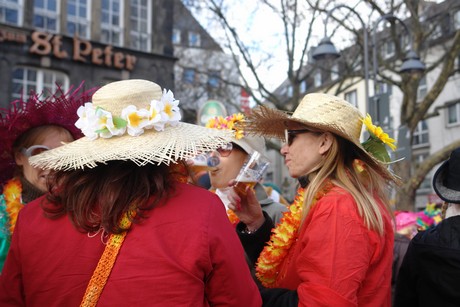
361, 114, 396, 162
256, 180, 334, 288
3, 178, 24, 234
76, 89, 181, 140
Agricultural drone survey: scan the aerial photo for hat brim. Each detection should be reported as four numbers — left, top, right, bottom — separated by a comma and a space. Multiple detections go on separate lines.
433, 161, 460, 204
30, 123, 233, 170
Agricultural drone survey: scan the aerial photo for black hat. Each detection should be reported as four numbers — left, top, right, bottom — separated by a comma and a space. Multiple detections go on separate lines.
433, 147, 460, 204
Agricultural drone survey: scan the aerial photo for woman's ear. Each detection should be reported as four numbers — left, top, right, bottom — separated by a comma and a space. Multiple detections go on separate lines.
318, 132, 333, 155
14, 151, 26, 166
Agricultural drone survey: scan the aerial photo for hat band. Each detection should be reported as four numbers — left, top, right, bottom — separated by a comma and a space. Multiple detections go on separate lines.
76, 89, 181, 140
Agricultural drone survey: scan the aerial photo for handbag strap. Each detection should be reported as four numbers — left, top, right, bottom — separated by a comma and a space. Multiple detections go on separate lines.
80, 211, 134, 307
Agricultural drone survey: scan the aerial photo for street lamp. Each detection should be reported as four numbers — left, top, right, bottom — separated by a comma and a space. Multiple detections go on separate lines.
312, 6, 426, 115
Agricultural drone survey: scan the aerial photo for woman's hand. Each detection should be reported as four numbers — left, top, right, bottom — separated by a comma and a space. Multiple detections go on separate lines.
227, 180, 265, 231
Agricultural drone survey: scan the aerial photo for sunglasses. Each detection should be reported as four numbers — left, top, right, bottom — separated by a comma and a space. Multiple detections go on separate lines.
216, 142, 234, 157
285, 129, 313, 146
21, 145, 50, 157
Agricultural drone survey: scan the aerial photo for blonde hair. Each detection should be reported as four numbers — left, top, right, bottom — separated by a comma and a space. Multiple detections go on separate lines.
301, 134, 395, 235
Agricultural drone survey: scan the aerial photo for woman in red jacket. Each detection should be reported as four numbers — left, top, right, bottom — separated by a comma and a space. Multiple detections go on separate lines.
227, 93, 399, 306
0, 79, 261, 307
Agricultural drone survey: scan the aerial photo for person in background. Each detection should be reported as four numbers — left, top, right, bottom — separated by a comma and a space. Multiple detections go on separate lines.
226, 93, 399, 306
394, 147, 460, 307
0, 79, 261, 306
206, 113, 287, 227
0, 83, 95, 272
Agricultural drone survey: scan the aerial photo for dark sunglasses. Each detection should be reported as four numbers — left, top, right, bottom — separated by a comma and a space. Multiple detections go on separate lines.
21, 145, 50, 157
285, 129, 312, 146
216, 142, 234, 157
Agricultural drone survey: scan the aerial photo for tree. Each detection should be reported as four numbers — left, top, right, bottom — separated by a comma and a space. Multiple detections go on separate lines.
187, 0, 460, 210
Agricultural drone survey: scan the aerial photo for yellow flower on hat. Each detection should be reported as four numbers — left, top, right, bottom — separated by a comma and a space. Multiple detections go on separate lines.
121, 105, 151, 136
206, 113, 245, 139
159, 89, 181, 125
362, 114, 396, 151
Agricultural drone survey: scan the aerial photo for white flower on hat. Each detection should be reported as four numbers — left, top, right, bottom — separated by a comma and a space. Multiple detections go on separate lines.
159, 89, 181, 126
147, 99, 167, 131
75, 103, 99, 140
121, 105, 151, 136
94, 107, 126, 139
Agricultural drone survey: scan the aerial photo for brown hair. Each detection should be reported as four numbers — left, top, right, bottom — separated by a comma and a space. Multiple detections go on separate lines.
43, 161, 179, 234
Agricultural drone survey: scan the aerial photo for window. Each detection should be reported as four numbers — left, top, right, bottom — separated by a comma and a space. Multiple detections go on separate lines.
375, 82, 388, 95
331, 64, 339, 81
172, 28, 181, 44
67, 0, 90, 38
34, 0, 59, 32
130, 0, 151, 52
183, 68, 195, 84
447, 102, 460, 126
207, 71, 220, 88
345, 90, 357, 107
314, 71, 321, 87
417, 76, 427, 101
287, 86, 293, 97
188, 32, 200, 47
383, 40, 395, 59
430, 24, 442, 40
300, 80, 307, 93
12, 67, 69, 100
101, 0, 123, 46
400, 34, 410, 51
454, 11, 460, 30
412, 120, 429, 147
0, 0, 23, 25
413, 153, 431, 191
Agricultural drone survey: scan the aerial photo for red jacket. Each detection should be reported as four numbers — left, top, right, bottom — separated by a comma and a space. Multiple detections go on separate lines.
276, 187, 394, 307
0, 182, 261, 306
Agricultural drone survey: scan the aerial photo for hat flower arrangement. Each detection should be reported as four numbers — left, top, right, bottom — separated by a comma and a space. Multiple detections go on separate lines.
361, 114, 396, 163
76, 89, 181, 140
205, 113, 245, 139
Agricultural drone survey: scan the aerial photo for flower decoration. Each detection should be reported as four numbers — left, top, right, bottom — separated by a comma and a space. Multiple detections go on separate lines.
361, 114, 397, 163
3, 177, 24, 234
206, 113, 245, 139
75, 89, 181, 139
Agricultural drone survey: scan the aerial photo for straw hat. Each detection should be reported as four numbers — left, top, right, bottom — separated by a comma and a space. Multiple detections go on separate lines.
433, 147, 460, 204
242, 93, 397, 180
30, 79, 233, 170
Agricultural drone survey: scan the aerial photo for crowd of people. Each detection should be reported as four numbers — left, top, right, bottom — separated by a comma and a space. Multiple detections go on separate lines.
0, 79, 458, 306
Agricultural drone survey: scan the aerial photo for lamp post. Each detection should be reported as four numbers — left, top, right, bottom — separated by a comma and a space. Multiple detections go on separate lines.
312, 5, 426, 118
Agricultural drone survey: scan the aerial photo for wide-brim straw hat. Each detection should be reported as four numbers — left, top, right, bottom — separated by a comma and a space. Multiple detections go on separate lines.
433, 147, 460, 204
242, 93, 396, 181
30, 79, 233, 170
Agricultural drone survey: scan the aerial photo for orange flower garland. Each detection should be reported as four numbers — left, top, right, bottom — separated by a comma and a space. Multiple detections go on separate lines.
226, 209, 239, 225
3, 178, 24, 234
256, 180, 334, 288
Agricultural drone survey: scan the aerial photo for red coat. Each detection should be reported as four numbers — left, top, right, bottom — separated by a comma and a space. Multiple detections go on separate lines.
0, 182, 261, 306
276, 187, 394, 307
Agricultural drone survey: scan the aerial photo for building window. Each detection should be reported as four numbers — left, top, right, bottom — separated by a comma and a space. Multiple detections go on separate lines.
207, 71, 220, 88
331, 64, 339, 81
412, 120, 429, 147
12, 67, 69, 100
375, 82, 389, 95
454, 11, 460, 30
400, 33, 410, 51
130, 0, 151, 52
417, 76, 427, 101
300, 80, 307, 93
382, 40, 395, 59
413, 152, 431, 191
345, 90, 357, 107
430, 24, 442, 40
34, 0, 59, 32
314, 71, 321, 87
172, 28, 181, 44
188, 32, 200, 47
0, 0, 23, 25
447, 102, 460, 126
67, 0, 90, 38
183, 68, 195, 84
101, 0, 123, 46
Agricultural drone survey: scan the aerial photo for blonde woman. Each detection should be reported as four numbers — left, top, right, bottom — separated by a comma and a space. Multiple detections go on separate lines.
226, 93, 399, 306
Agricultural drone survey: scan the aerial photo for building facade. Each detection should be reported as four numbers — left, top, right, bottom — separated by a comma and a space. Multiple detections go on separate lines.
0, 0, 176, 108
